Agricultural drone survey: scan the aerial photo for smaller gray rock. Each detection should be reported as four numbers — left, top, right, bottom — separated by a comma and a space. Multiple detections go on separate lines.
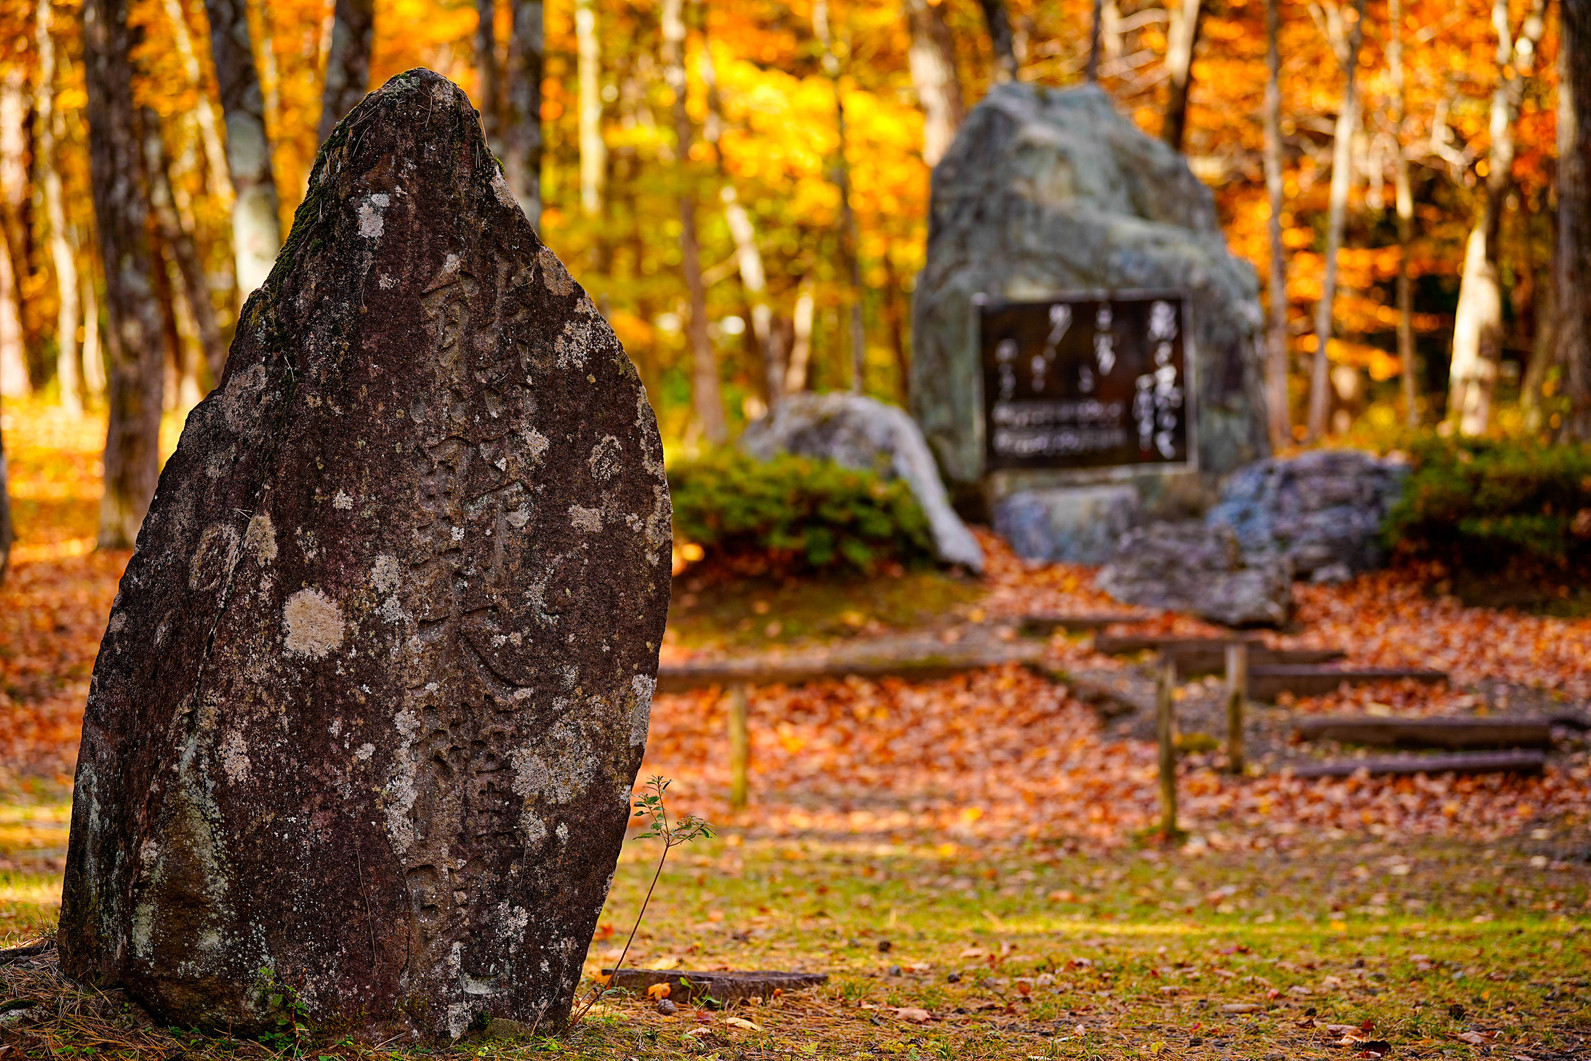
741, 393, 985, 572
1207, 449, 1408, 581
656, 999, 678, 1016
991, 485, 1139, 565
1099, 523, 1292, 627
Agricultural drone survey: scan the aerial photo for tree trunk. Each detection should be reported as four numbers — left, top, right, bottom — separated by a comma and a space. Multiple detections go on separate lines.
1389, 0, 1418, 426
978, 0, 1019, 82
881, 249, 909, 401
700, 35, 784, 409
39, 0, 82, 416
505, 0, 544, 222
1261, 0, 1289, 445
0, 398, 10, 586
814, 0, 866, 393
575, 0, 605, 216
163, 0, 232, 202
1086, 0, 1105, 81
905, 0, 965, 166
1446, 0, 1548, 435
202, 0, 282, 297
1558, 0, 1591, 441
784, 280, 815, 394
146, 123, 228, 384
1161, 0, 1203, 153
477, 0, 499, 143
1305, 0, 1366, 442
85, 0, 168, 548
0, 68, 31, 399
0, 232, 23, 400
81, 270, 105, 398
318, 0, 374, 144
663, 0, 725, 443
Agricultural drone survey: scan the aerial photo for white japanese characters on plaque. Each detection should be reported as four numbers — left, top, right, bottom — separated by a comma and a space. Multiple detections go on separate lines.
980, 292, 1193, 471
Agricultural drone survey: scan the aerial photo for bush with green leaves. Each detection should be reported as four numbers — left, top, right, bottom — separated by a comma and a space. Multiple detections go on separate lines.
668, 451, 935, 574
1384, 434, 1591, 576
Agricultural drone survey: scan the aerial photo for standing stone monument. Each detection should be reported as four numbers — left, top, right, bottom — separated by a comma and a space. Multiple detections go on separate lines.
59, 70, 672, 1040
911, 82, 1271, 552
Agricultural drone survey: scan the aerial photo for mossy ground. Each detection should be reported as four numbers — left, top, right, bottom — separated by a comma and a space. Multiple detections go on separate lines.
2, 794, 1587, 1060
666, 567, 984, 655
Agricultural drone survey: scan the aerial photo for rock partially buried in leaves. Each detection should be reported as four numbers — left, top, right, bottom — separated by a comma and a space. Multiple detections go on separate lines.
58, 69, 671, 1040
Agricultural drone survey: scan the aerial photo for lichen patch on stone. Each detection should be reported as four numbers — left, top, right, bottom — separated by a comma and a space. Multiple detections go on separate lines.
282, 588, 345, 658
221, 730, 252, 783
568, 505, 603, 533
358, 193, 390, 239
244, 514, 278, 564
372, 554, 402, 593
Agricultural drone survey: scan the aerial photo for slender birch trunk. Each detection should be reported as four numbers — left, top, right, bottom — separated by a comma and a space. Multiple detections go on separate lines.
1162, 0, 1203, 152
505, 0, 544, 222
977, 0, 1019, 82
0, 401, 10, 585
1261, 0, 1290, 445
163, 0, 232, 200
1558, 0, 1591, 440
905, 0, 965, 166
86, 0, 168, 548
814, 0, 866, 393
575, 0, 605, 216
81, 271, 104, 399
784, 280, 815, 394
663, 0, 726, 442
39, 0, 82, 415
318, 0, 374, 144
477, 0, 500, 143
0, 69, 30, 399
700, 37, 784, 408
1388, 0, 1418, 426
202, 0, 282, 297
1446, 0, 1548, 434
1305, 0, 1366, 441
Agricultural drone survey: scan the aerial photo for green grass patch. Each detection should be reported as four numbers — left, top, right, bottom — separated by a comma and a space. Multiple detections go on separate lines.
3, 812, 1587, 1059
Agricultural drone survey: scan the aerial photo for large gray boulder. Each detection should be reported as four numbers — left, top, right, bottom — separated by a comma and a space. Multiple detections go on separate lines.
1099, 523, 1292, 627
1208, 449, 1410, 582
740, 392, 985, 572
911, 83, 1270, 499
59, 71, 670, 1040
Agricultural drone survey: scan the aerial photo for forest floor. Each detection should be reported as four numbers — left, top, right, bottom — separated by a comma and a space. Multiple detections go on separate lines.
1, 396, 1589, 1058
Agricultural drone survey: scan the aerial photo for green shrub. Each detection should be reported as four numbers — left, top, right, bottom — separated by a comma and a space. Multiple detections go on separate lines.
1384, 434, 1591, 575
668, 451, 935, 574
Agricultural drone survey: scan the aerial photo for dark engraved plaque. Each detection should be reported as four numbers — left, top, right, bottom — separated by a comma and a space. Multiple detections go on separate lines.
980, 292, 1195, 471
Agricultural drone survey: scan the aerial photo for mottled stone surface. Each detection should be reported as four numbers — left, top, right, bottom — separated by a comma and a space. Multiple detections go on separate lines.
59, 70, 671, 1041
1099, 523, 1292, 627
990, 485, 1139, 565
1207, 449, 1409, 583
910, 83, 1270, 501
739, 393, 984, 571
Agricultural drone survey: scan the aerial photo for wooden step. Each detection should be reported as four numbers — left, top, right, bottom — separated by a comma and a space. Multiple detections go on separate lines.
655, 643, 1044, 693
1093, 635, 1345, 675
1249, 665, 1447, 701
603, 969, 827, 1004
1019, 613, 1144, 637
1294, 715, 1555, 750
1290, 749, 1546, 779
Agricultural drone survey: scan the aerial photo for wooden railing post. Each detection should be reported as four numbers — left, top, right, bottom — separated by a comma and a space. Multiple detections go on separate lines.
1225, 640, 1248, 776
1156, 654, 1178, 840
728, 684, 749, 810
